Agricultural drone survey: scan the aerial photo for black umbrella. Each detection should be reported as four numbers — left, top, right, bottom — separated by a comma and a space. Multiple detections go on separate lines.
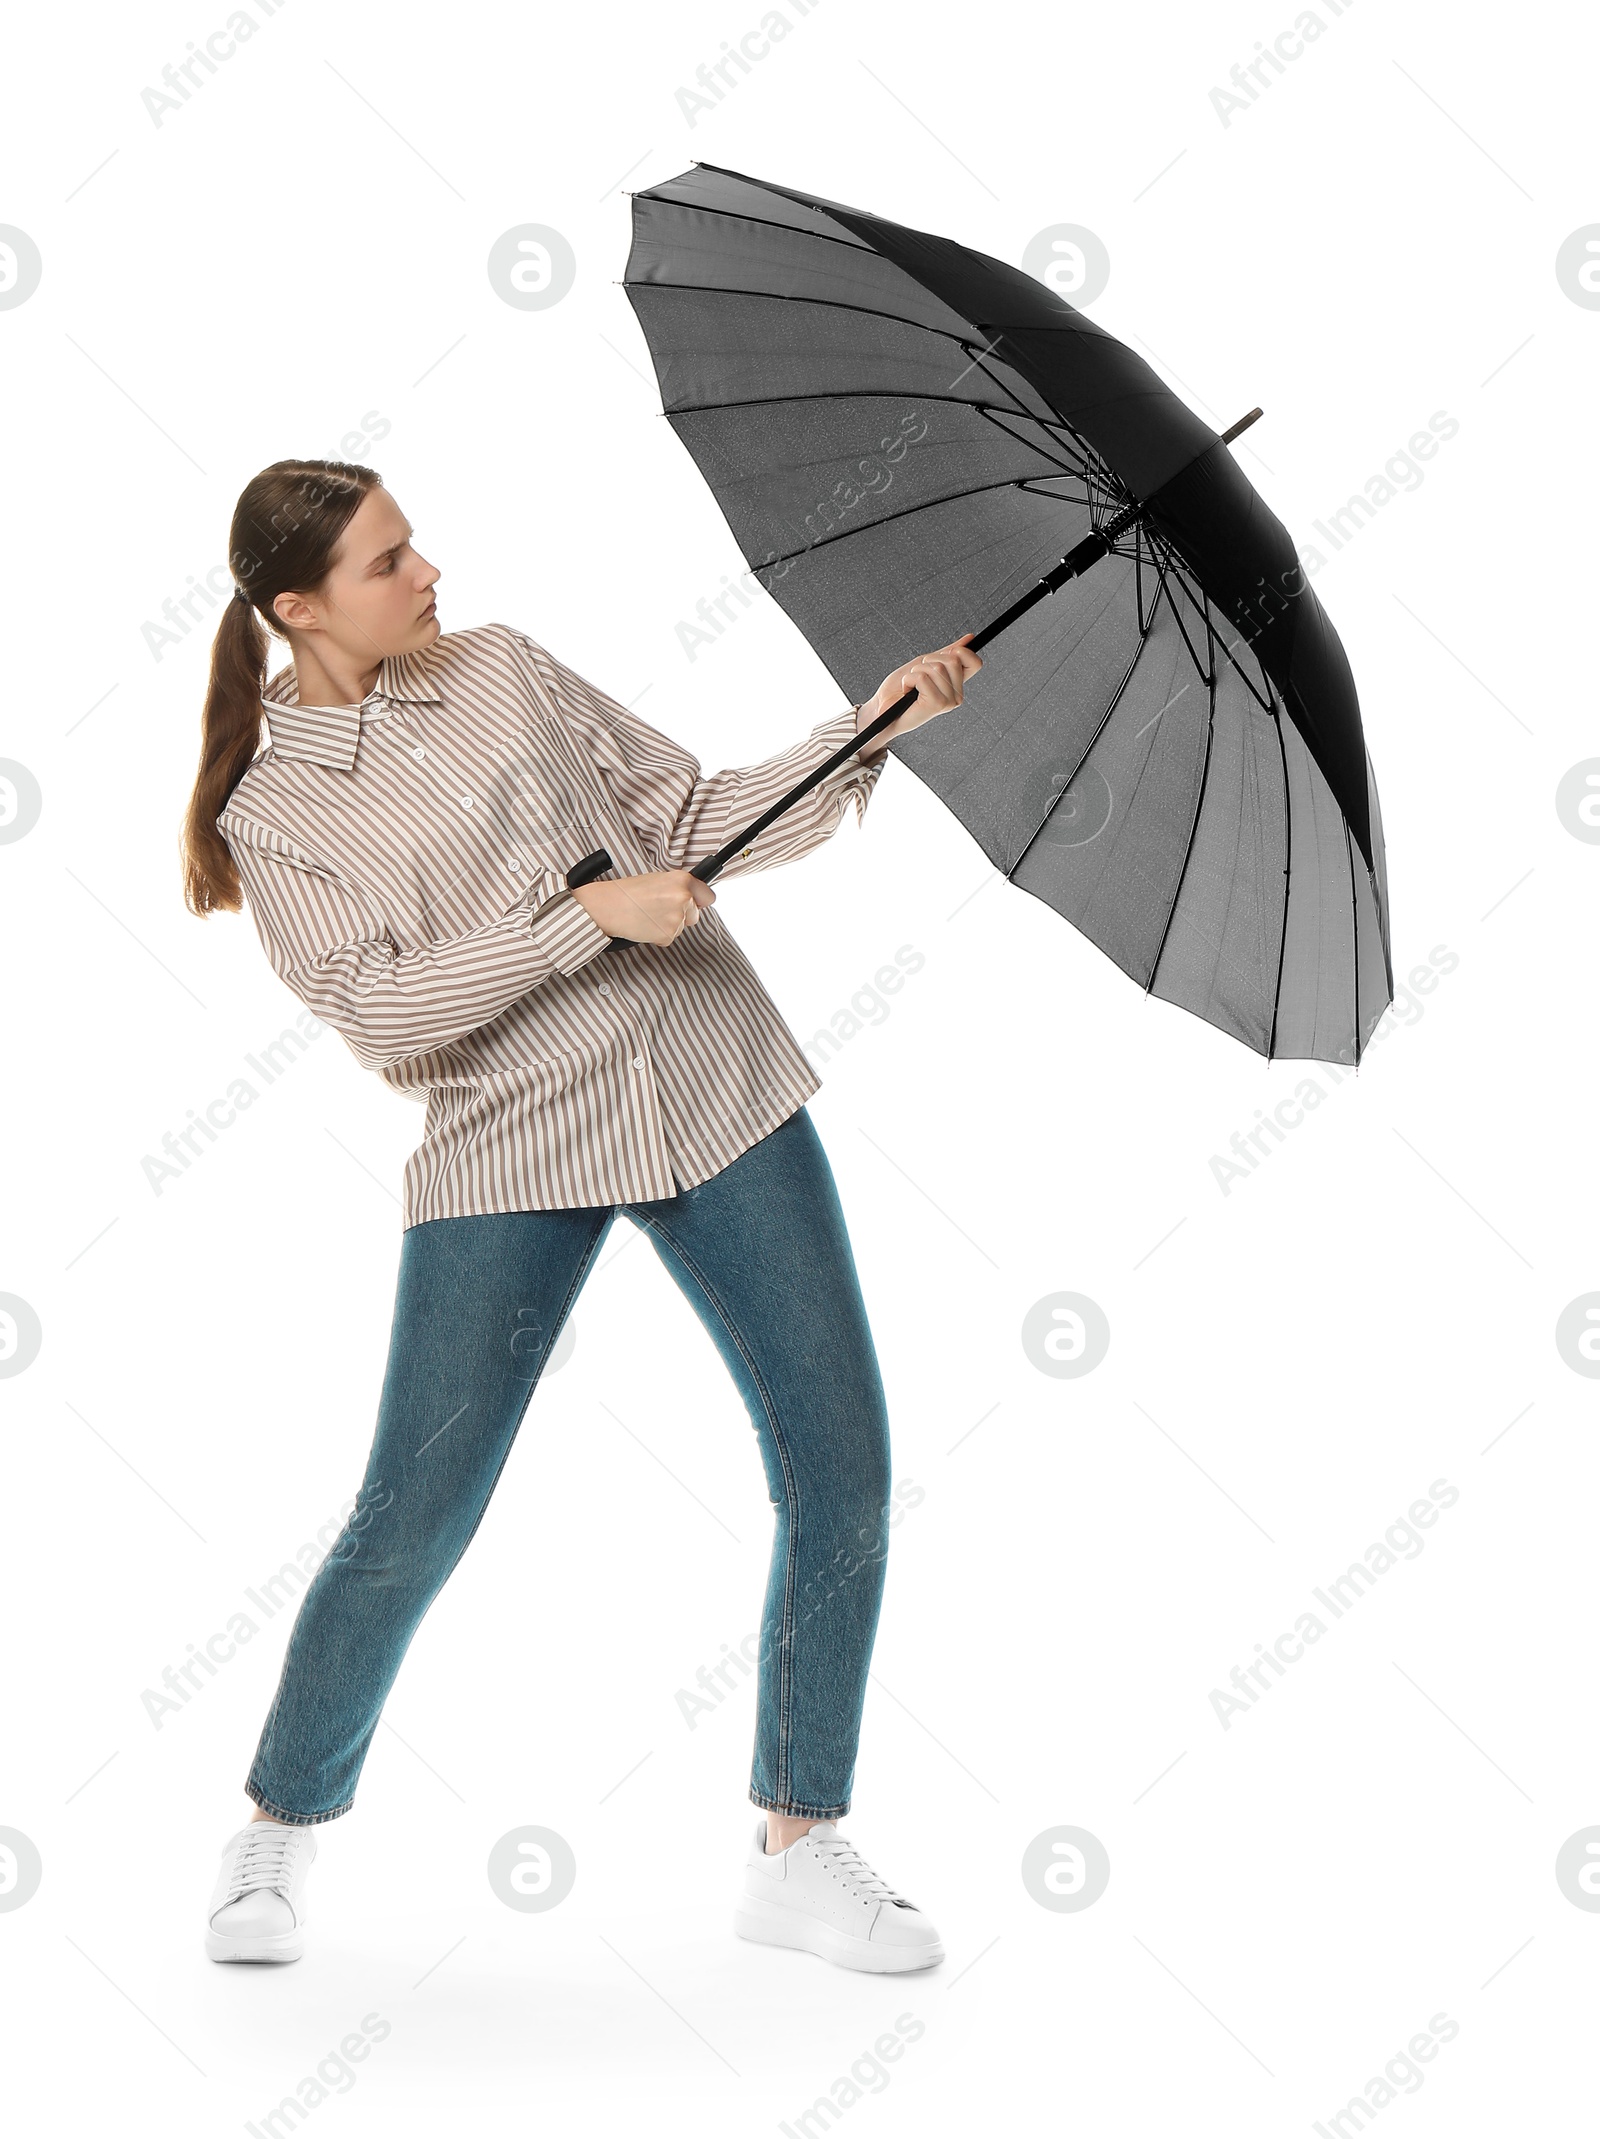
569, 159, 1392, 1064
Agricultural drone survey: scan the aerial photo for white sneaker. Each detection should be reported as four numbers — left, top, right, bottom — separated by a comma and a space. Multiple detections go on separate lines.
734, 1818, 944, 1974
205, 1820, 317, 1963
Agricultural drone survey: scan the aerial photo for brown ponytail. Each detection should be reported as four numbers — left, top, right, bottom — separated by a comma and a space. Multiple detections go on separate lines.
180, 458, 383, 916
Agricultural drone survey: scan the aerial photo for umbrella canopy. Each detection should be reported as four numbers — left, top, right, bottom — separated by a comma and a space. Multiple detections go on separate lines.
622, 160, 1393, 1065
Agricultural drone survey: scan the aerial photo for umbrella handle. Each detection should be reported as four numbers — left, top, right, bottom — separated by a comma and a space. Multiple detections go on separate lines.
565, 847, 614, 888
555, 844, 623, 958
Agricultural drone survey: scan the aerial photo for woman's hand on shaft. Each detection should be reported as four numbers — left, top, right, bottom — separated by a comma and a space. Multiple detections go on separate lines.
855, 632, 983, 759
571, 869, 716, 947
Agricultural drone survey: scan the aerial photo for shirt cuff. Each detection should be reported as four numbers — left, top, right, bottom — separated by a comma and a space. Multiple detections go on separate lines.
528, 888, 612, 974
818, 703, 865, 746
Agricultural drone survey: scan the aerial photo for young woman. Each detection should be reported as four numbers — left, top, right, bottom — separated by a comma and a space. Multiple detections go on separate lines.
181, 458, 980, 1976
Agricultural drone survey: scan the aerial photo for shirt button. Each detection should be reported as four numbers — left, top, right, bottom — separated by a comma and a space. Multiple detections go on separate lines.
596, 981, 611, 995
411, 746, 426, 761
460, 795, 474, 810
508, 856, 522, 871
632, 1055, 645, 1070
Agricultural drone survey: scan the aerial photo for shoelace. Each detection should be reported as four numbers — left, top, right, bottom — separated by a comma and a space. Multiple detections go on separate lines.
222, 1825, 298, 1905
807, 1833, 915, 1906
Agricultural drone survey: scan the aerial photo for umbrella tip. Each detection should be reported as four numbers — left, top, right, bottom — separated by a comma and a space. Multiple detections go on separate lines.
1220, 407, 1264, 445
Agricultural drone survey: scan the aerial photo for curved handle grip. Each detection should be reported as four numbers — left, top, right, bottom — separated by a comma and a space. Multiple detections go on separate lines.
565, 847, 613, 888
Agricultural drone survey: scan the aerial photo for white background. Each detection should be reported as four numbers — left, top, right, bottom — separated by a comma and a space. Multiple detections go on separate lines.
2, 0, 1596, 2130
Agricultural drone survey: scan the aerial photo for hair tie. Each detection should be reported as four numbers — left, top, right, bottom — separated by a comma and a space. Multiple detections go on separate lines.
234, 585, 250, 605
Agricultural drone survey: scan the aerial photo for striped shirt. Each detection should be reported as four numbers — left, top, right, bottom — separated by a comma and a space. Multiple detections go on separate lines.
217, 622, 884, 1225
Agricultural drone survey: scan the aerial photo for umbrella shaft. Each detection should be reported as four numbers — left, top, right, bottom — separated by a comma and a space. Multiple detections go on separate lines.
570, 503, 1145, 895
969, 505, 1140, 654
685, 506, 1146, 882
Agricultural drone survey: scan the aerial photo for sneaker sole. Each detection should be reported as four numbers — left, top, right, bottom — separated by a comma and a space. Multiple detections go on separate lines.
734, 1894, 943, 1974
205, 1926, 305, 1964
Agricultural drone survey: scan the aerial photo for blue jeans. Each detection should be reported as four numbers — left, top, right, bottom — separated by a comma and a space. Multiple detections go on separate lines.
245, 1105, 893, 1825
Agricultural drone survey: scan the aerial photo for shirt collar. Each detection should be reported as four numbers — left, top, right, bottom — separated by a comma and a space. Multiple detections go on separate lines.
261, 647, 447, 772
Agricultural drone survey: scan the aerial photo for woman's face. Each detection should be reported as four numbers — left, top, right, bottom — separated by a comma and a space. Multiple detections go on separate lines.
274, 484, 441, 658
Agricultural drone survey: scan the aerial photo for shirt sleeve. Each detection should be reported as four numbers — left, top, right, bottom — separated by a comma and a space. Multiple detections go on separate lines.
507, 630, 887, 882
219, 814, 610, 1073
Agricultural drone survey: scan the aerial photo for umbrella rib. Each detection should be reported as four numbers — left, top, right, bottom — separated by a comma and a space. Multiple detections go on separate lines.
1266, 688, 1293, 1061
1142, 526, 1200, 600
634, 195, 901, 265
1007, 638, 1153, 880
1139, 523, 1177, 634
1146, 608, 1219, 1002
1344, 817, 1361, 1067
681, 389, 1099, 488
636, 264, 1079, 432
751, 470, 1112, 570
958, 345, 1095, 441
969, 400, 1152, 524
1136, 525, 1182, 635
631, 281, 1030, 370
1154, 568, 1216, 692
633, 281, 1081, 431
667, 384, 1047, 422
1135, 518, 1175, 645
1007, 534, 1176, 878
1015, 482, 1103, 509
975, 407, 1102, 483
1207, 621, 1276, 716
957, 369, 1127, 473
1161, 561, 1276, 714
1163, 537, 1374, 1024
1371, 808, 1395, 998
1153, 558, 1281, 805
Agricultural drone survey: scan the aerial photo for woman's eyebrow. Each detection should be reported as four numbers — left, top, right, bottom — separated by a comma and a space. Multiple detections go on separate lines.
366, 528, 415, 570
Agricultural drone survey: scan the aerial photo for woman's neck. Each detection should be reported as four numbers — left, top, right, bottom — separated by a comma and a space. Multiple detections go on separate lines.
289, 638, 383, 711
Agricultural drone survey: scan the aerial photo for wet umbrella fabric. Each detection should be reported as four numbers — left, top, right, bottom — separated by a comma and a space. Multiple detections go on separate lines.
620, 161, 1392, 1064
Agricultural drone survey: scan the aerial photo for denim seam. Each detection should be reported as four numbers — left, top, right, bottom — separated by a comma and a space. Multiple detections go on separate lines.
242, 1783, 352, 1828
626, 1207, 801, 1811
748, 1788, 850, 1820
